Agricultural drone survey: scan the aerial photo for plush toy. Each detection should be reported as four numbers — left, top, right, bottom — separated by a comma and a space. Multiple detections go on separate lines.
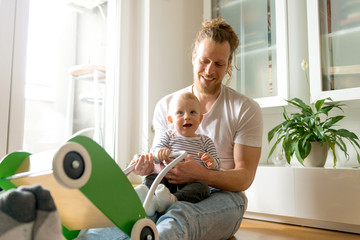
0, 184, 64, 240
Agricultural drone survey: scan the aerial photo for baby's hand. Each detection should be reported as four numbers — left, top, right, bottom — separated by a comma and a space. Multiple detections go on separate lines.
198, 152, 215, 168
157, 148, 172, 164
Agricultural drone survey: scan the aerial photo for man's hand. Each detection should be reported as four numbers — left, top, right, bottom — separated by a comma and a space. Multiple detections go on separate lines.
166, 154, 207, 184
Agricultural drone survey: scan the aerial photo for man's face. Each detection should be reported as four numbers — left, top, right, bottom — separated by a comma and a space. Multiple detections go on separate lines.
192, 38, 231, 95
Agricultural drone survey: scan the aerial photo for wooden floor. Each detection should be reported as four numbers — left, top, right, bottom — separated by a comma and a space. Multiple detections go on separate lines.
231, 218, 360, 240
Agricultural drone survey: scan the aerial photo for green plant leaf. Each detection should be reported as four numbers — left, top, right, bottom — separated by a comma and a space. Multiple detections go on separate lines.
323, 115, 345, 129
287, 98, 313, 114
268, 123, 282, 142
282, 107, 290, 121
314, 125, 325, 140
283, 139, 296, 164
315, 98, 327, 111
295, 141, 304, 166
303, 116, 315, 127
282, 121, 291, 129
291, 113, 302, 122
335, 137, 348, 159
336, 129, 359, 140
352, 138, 360, 149
318, 102, 345, 115
302, 134, 312, 146
328, 142, 337, 167
346, 139, 360, 164
267, 135, 285, 161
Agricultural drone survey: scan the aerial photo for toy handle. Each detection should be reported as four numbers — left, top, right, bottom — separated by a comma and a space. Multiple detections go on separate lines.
143, 150, 187, 213
168, 151, 183, 158
123, 164, 136, 176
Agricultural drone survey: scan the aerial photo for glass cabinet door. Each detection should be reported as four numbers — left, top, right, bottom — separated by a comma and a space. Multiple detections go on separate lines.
308, 0, 360, 102
211, 0, 288, 108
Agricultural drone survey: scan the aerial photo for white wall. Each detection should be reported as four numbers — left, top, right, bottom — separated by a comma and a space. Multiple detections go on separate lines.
2, 0, 29, 155
0, 1, 17, 157
147, 0, 204, 148
108, 0, 203, 184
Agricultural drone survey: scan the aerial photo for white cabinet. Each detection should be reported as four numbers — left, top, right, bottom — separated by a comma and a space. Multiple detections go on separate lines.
245, 166, 360, 234
206, 0, 289, 108
307, 0, 360, 102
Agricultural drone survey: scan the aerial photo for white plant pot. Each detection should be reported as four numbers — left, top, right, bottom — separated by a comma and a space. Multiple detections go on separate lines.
303, 142, 328, 167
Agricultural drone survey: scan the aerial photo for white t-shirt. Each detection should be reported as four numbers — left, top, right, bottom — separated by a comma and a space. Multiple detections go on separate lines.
152, 84, 263, 170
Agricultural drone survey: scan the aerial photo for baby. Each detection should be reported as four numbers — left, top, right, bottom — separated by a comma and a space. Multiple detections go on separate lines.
135, 91, 220, 216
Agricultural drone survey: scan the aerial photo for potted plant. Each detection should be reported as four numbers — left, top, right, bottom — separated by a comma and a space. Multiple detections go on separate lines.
267, 60, 360, 167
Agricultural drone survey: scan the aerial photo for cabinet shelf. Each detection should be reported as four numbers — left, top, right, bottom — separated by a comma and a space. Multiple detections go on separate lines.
324, 65, 360, 75
212, 0, 241, 9
326, 25, 360, 38
237, 45, 276, 57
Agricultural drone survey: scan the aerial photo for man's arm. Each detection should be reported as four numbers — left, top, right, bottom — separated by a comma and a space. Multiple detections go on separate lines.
205, 144, 261, 191
167, 143, 261, 192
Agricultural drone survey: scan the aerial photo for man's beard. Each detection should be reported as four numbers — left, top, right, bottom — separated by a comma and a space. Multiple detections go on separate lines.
194, 76, 222, 96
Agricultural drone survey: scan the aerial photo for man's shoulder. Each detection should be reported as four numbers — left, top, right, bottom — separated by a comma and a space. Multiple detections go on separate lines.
222, 85, 260, 109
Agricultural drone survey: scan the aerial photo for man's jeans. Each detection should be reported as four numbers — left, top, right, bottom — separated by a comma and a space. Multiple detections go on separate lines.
76, 190, 247, 240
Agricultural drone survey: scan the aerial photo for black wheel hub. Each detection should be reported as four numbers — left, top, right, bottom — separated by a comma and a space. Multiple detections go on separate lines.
140, 226, 155, 240
63, 151, 85, 179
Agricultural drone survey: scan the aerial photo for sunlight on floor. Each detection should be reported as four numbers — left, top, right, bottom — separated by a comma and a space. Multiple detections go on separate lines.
231, 218, 360, 240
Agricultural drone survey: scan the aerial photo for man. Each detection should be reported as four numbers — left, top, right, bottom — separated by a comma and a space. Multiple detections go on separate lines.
133, 17, 263, 239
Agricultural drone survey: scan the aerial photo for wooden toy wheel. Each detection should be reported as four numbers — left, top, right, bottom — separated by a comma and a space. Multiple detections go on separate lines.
53, 142, 92, 189
131, 218, 158, 240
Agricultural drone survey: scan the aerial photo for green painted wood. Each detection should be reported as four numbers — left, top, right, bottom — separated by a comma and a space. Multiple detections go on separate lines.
70, 136, 146, 237
0, 151, 31, 190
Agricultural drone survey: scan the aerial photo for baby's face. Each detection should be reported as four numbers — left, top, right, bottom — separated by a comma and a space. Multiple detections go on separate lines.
170, 98, 202, 137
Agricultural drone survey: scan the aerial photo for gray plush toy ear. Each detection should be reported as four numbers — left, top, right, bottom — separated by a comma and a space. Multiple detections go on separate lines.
0, 185, 64, 240
0, 188, 36, 239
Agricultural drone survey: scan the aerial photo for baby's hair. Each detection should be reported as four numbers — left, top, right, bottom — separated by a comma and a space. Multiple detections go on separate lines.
177, 91, 199, 102
193, 16, 239, 85
169, 92, 201, 115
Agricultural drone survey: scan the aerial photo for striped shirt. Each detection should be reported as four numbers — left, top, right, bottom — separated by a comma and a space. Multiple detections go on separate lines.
151, 129, 220, 170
